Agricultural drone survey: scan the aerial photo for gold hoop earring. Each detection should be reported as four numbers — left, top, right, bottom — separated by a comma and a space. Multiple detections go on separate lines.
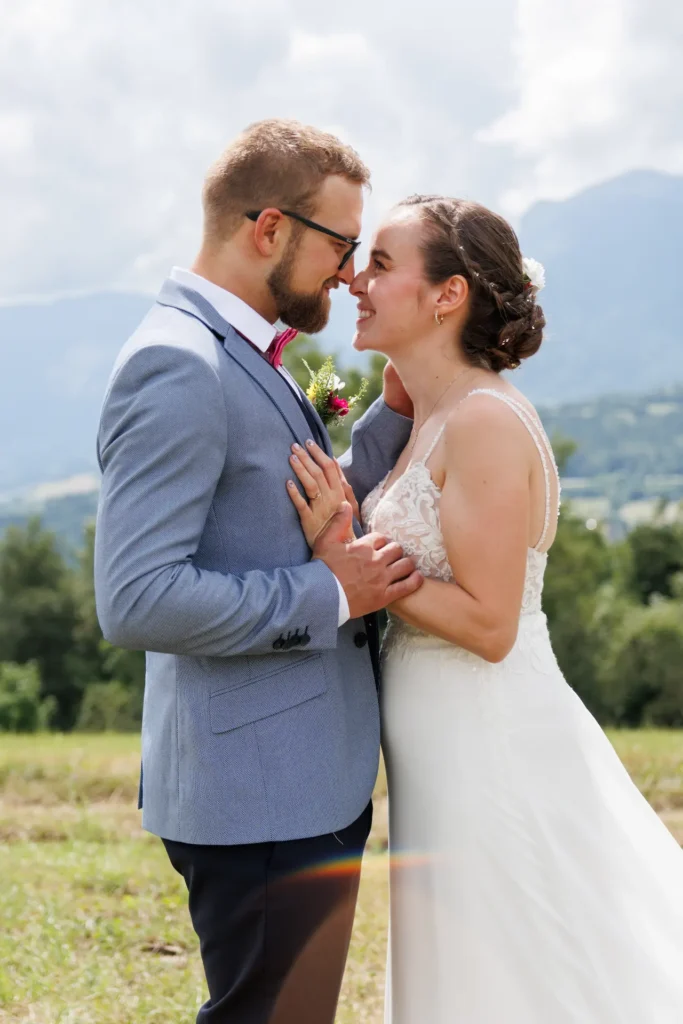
434, 311, 444, 326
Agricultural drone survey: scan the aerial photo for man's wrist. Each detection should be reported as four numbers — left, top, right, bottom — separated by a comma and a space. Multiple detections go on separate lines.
334, 576, 350, 626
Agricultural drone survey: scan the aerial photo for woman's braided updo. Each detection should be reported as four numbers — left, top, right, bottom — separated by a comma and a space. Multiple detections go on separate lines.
399, 195, 545, 372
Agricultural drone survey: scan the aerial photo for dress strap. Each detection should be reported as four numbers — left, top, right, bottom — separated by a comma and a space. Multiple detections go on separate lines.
461, 389, 561, 551
421, 422, 448, 465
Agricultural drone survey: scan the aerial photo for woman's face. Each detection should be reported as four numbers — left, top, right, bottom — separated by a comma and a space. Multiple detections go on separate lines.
350, 208, 438, 356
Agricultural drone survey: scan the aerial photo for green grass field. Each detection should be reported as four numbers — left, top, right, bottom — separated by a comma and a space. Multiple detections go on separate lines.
1, 730, 682, 1023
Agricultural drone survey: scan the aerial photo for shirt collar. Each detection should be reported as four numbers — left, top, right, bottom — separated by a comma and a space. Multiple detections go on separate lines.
170, 267, 277, 353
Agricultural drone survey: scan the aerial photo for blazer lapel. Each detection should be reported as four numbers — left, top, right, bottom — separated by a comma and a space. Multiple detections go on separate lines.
279, 367, 333, 457
156, 278, 315, 448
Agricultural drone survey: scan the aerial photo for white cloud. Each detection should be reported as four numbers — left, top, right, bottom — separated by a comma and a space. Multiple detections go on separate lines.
0, 0, 517, 299
479, 0, 683, 214
288, 30, 372, 64
0, 0, 681, 307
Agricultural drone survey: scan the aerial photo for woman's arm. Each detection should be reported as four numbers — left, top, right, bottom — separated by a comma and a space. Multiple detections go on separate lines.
387, 396, 532, 663
338, 364, 413, 507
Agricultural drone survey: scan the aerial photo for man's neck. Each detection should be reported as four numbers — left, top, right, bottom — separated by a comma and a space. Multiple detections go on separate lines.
191, 252, 278, 324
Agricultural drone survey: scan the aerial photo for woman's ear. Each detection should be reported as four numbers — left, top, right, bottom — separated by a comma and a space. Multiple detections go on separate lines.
435, 274, 469, 318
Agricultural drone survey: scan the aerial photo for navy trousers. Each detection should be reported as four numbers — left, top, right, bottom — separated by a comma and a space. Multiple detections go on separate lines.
163, 801, 373, 1023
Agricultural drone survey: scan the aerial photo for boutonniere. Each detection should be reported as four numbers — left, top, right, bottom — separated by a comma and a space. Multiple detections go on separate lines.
303, 356, 369, 428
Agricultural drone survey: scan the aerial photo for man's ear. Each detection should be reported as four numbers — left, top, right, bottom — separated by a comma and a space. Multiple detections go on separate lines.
250, 208, 288, 259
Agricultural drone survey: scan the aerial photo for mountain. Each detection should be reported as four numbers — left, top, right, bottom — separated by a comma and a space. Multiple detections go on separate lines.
515, 170, 683, 403
540, 385, 683, 502
0, 488, 99, 556
0, 288, 355, 494
0, 292, 153, 493
1, 169, 683, 493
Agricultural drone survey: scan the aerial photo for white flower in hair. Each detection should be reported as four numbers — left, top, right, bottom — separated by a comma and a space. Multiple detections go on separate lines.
522, 256, 546, 292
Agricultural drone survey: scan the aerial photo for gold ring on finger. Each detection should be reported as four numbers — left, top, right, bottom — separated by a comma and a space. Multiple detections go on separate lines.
311, 491, 322, 501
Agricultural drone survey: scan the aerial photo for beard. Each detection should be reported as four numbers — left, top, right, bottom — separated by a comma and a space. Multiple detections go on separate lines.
267, 238, 335, 334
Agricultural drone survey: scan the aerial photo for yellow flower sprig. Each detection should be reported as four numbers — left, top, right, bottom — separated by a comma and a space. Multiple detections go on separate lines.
303, 356, 369, 428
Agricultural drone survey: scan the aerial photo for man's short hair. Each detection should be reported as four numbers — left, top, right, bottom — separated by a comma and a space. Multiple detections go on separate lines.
202, 118, 370, 241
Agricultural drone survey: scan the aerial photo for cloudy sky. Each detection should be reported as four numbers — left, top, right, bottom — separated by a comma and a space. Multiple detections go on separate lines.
2, 0, 682, 305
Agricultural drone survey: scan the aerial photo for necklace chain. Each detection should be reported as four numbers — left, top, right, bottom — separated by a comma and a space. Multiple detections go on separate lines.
407, 367, 473, 459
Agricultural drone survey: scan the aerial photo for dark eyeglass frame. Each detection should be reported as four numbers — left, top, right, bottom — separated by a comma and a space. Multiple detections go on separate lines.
246, 209, 360, 270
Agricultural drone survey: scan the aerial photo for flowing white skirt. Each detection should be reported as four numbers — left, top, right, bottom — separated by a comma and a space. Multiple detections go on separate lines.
381, 614, 683, 1023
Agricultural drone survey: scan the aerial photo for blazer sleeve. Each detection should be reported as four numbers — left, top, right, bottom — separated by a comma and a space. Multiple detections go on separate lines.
338, 398, 413, 509
94, 343, 340, 657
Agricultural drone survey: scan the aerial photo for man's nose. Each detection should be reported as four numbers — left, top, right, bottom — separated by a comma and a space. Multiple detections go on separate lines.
337, 255, 356, 287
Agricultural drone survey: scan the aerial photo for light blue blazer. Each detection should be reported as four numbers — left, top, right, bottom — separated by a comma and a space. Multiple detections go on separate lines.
94, 278, 411, 844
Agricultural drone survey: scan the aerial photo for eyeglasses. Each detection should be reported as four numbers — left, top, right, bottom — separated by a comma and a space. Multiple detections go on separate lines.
245, 209, 360, 270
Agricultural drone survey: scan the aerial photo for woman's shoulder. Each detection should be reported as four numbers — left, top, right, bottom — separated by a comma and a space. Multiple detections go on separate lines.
441, 382, 543, 474
449, 382, 537, 430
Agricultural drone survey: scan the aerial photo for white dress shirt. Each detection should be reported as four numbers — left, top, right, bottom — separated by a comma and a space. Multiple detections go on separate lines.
170, 267, 351, 627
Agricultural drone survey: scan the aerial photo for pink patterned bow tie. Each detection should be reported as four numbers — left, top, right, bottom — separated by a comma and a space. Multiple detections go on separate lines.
266, 327, 298, 369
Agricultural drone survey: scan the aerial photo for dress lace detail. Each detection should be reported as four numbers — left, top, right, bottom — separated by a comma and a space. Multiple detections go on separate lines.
360, 389, 560, 661
363, 460, 454, 584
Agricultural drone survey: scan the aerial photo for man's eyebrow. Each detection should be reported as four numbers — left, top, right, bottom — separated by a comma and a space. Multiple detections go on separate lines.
371, 247, 393, 261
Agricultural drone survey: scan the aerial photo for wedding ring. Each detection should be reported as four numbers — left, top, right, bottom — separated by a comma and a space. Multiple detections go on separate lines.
311, 491, 322, 501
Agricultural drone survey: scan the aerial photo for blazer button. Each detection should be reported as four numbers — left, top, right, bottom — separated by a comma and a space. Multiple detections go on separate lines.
354, 632, 368, 649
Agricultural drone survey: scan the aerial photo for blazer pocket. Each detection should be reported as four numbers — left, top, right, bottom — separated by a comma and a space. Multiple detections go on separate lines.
209, 653, 327, 734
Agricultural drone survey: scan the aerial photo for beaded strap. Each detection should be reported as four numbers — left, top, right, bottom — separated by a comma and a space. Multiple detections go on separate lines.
420, 422, 448, 465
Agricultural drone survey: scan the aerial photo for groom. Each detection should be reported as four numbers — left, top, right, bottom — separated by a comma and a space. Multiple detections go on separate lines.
94, 119, 418, 1023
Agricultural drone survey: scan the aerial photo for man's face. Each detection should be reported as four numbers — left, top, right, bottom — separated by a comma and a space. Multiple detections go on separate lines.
267, 175, 363, 333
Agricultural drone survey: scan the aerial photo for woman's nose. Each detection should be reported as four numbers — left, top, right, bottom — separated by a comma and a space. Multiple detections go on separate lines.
349, 268, 368, 297
337, 255, 356, 287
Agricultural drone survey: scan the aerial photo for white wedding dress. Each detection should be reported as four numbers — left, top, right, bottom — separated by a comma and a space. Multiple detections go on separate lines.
361, 389, 683, 1024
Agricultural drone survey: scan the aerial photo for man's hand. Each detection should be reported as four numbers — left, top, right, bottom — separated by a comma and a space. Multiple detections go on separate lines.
382, 361, 414, 420
313, 506, 423, 619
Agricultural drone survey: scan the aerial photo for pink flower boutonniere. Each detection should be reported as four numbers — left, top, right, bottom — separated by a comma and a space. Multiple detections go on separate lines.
303, 356, 369, 428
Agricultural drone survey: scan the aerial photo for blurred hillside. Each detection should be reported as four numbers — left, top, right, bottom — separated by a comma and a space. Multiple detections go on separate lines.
3, 380, 683, 551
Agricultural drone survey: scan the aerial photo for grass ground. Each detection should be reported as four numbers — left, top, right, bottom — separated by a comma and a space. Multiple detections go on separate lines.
1, 730, 682, 1022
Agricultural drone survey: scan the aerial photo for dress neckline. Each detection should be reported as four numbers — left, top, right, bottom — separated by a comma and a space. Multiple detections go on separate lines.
378, 420, 448, 500
368, 460, 549, 560
367, 381, 562, 556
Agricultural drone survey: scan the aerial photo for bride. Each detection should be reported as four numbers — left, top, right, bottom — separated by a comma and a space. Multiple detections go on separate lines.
287, 194, 683, 1022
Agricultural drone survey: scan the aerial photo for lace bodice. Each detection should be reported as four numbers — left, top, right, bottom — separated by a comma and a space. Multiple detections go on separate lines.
362, 460, 549, 612
360, 389, 561, 650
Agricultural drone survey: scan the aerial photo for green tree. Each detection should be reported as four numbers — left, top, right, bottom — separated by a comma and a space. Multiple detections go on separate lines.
76, 680, 141, 732
544, 504, 615, 720
0, 661, 53, 732
600, 600, 683, 726
71, 521, 145, 725
620, 519, 683, 604
0, 518, 81, 730
551, 435, 578, 475
281, 332, 328, 390
71, 523, 107, 684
